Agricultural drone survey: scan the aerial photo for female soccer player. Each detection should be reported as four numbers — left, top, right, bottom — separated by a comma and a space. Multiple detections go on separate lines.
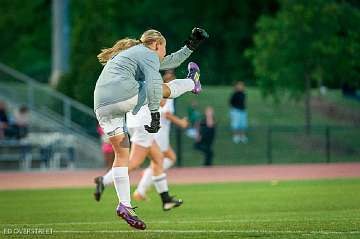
94, 68, 194, 211
94, 28, 208, 230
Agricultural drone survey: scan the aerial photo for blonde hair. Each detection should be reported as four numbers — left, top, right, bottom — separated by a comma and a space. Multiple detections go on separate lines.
97, 29, 166, 65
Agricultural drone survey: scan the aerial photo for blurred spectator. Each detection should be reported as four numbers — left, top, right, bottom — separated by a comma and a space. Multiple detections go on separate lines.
342, 82, 356, 97
229, 81, 248, 144
13, 105, 30, 139
0, 101, 9, 139
194, 106, 216, 166
97, 125, 114, 169
186, 100, 201, 139
342, 83, 360, 101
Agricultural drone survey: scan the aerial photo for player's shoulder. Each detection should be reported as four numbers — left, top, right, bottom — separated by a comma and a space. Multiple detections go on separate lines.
134, 45, 158, 60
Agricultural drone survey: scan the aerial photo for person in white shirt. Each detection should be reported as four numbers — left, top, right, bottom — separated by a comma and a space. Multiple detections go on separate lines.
133, 70, 188, 202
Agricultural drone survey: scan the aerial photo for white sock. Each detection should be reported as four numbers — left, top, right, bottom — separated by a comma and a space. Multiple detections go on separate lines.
152, 173, 169, 194
136, 167, 153, 197
136, 158, 174, 196
163, 157, 174, 170
113, 167, 131, 207
166, 79, 195, 98
102, 168, 113, 186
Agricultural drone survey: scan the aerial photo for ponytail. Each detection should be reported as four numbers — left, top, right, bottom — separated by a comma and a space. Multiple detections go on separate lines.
97, 38, 141, 65
97, 29, 165, 65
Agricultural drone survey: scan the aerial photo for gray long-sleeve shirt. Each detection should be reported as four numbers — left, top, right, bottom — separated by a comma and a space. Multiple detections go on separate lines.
94, 44, 192, 113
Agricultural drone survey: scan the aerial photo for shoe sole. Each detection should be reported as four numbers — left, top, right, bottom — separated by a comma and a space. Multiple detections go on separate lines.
117, 211, 146, 230
191, 71, 201, 94
163, 201, 183, 211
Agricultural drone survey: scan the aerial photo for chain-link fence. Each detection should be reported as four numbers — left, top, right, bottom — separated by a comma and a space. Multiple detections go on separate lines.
172, 125, 360, 167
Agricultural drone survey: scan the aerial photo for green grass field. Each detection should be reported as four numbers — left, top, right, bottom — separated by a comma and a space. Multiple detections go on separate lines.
1, 179, 360, 239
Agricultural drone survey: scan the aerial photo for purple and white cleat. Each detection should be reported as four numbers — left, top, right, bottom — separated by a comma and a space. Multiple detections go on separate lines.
116, 203, 146, 230
187, 62, 201, 94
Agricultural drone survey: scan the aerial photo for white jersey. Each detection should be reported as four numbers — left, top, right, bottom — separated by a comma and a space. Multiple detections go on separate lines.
159, 99, 174, 130
126, 104, 151, 128
154, 99, 174, 151
126, 100, 174, 151
126, 100, 174, 129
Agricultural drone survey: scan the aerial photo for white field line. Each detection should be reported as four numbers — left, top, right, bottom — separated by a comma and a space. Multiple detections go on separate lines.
52, 229, 360, 235
1, 217, 360, 226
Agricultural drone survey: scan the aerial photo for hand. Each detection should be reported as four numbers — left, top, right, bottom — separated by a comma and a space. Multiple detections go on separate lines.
181, 118, 189, 129
144, 112, 161, 133
185, 27, 209, 51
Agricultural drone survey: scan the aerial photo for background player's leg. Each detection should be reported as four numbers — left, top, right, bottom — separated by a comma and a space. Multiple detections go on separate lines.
134, 146, 176, 199
128, 144, 150, 172
149, 142, 183, 210
135, 167, 152, 199
93, 154, 115, 201
130, 142, 157, 201
149, 142, 164, 176
163, 147, 176, 169
102, 168, 113, 185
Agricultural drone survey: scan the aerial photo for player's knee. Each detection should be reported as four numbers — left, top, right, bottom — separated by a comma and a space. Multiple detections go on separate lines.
119, 133, 130, 148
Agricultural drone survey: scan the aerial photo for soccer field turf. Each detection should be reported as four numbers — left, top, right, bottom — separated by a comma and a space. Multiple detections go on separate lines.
1, 179, 360, 239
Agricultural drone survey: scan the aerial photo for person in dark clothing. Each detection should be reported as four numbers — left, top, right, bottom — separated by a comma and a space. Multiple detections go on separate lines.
229, 81, 248, 143
0, 101, 9, 139
194, 106, 216, 166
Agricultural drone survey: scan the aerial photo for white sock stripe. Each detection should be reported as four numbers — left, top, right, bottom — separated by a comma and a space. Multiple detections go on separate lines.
152, 173, 168, 193
152, 174, 167, 182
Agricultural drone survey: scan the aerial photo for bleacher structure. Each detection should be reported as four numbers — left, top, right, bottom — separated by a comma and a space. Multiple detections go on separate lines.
0, 63, 102, 170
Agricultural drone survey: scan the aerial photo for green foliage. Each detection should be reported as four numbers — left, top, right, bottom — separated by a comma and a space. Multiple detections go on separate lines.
57, 0, 277, 107
4, 0, 359, 110
246, 0, 360, 100
0, 0, 51, 82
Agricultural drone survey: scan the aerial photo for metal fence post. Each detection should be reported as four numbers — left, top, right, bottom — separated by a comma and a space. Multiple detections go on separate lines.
267, 126, 273, 164
176, 127, 183, 167
326, 126, 331, 163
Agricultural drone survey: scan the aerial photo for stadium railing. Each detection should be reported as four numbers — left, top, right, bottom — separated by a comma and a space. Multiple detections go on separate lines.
0, 63, 102, 170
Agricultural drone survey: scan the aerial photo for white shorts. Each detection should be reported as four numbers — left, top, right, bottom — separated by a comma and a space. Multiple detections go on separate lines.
95, 95, 138, 137
154, 127, 170, 152
128, 126, 154, 148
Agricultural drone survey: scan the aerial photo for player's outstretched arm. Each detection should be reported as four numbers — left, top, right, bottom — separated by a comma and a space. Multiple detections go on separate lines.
160, 27, 209, 70
165, 112, 188, 129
